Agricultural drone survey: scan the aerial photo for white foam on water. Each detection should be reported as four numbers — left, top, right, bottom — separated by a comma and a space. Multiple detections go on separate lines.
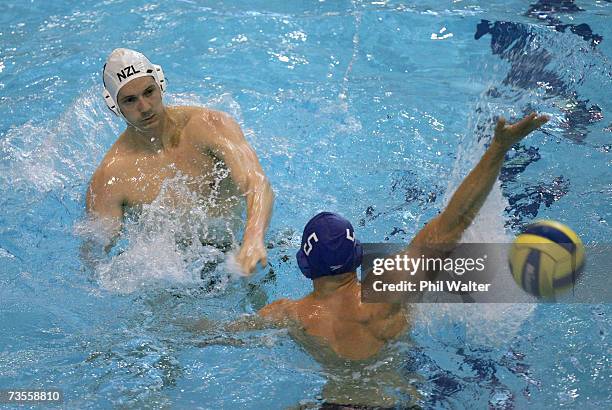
76, 171, 241, 294
0, 247, 16, 259
0, 84, 121, 204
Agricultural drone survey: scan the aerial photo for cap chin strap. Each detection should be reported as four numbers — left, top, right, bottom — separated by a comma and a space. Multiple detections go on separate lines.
102, 64, 166, 117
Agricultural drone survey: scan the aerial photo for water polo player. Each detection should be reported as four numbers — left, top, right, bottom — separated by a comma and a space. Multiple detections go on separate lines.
258, 113, 549, 360
86, 48, 274, 274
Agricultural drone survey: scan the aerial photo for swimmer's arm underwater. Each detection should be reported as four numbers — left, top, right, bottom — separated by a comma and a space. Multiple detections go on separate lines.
192, 300, 292, 333
226, 299, 295, 331
194, 111, 275, 275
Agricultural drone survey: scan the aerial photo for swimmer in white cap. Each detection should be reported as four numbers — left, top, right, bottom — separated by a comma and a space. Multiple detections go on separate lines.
87, 48, 274, 274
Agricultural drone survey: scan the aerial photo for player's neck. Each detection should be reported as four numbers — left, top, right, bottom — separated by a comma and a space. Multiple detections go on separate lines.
311, 272, 358, 298
129, 109, 176, 152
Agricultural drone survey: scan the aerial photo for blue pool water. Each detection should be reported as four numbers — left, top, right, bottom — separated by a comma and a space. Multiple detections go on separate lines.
1, 0, 610, 408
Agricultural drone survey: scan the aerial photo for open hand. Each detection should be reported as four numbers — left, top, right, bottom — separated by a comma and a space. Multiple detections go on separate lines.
235, 239, 268, 276
493, 112, 549, 150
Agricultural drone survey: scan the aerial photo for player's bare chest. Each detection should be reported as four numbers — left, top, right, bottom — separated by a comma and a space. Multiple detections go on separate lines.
118, 147, 222, 204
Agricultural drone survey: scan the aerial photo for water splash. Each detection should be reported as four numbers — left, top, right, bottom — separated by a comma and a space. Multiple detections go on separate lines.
76, 172, 242, 294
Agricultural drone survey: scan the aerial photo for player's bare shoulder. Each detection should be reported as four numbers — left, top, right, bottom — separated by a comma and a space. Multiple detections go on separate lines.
259, 298, 297, 325
179, 106, 241, 144
98, 131, 138, 170
86, 134, 131, 211
89, 131, 142, 190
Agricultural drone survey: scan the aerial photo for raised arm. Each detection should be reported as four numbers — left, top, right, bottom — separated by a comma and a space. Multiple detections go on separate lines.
402, 113, 549, 279
203, 111, 275, 275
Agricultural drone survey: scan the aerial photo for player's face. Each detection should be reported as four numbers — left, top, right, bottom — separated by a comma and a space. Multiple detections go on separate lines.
117, 76, 164, 131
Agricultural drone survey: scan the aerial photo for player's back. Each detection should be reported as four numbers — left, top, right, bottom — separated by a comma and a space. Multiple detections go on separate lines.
291, 280, 409, 361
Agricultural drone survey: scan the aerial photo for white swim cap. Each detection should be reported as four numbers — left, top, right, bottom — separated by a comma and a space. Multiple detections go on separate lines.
102, 48, 166, 117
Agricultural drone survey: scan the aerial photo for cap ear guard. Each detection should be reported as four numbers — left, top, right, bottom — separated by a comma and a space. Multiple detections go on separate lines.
102, 62, 121, 116
154, 64, 166, 93
296, 248, 312, 278
353, 240, 363, 270
103, 88, 121, 116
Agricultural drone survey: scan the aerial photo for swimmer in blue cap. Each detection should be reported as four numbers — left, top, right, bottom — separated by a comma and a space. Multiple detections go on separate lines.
87, 48, 274, 274
257, 113, 549, 360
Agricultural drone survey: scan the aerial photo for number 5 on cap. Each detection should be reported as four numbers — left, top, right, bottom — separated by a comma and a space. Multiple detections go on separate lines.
303, 233, 319, 256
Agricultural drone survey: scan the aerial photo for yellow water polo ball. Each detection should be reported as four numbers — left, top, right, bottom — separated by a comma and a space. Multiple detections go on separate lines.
509, 220, 585, 298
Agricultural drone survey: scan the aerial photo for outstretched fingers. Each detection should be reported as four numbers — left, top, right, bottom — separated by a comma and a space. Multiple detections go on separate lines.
495, 117, 507, 134
534, 113, 550, 128
514, 112, 549, 134
493, 112, 550, 148
510, 112, 536, 133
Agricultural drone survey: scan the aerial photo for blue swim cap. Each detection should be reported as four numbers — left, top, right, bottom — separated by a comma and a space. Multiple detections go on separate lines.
296, 212, 363, 280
